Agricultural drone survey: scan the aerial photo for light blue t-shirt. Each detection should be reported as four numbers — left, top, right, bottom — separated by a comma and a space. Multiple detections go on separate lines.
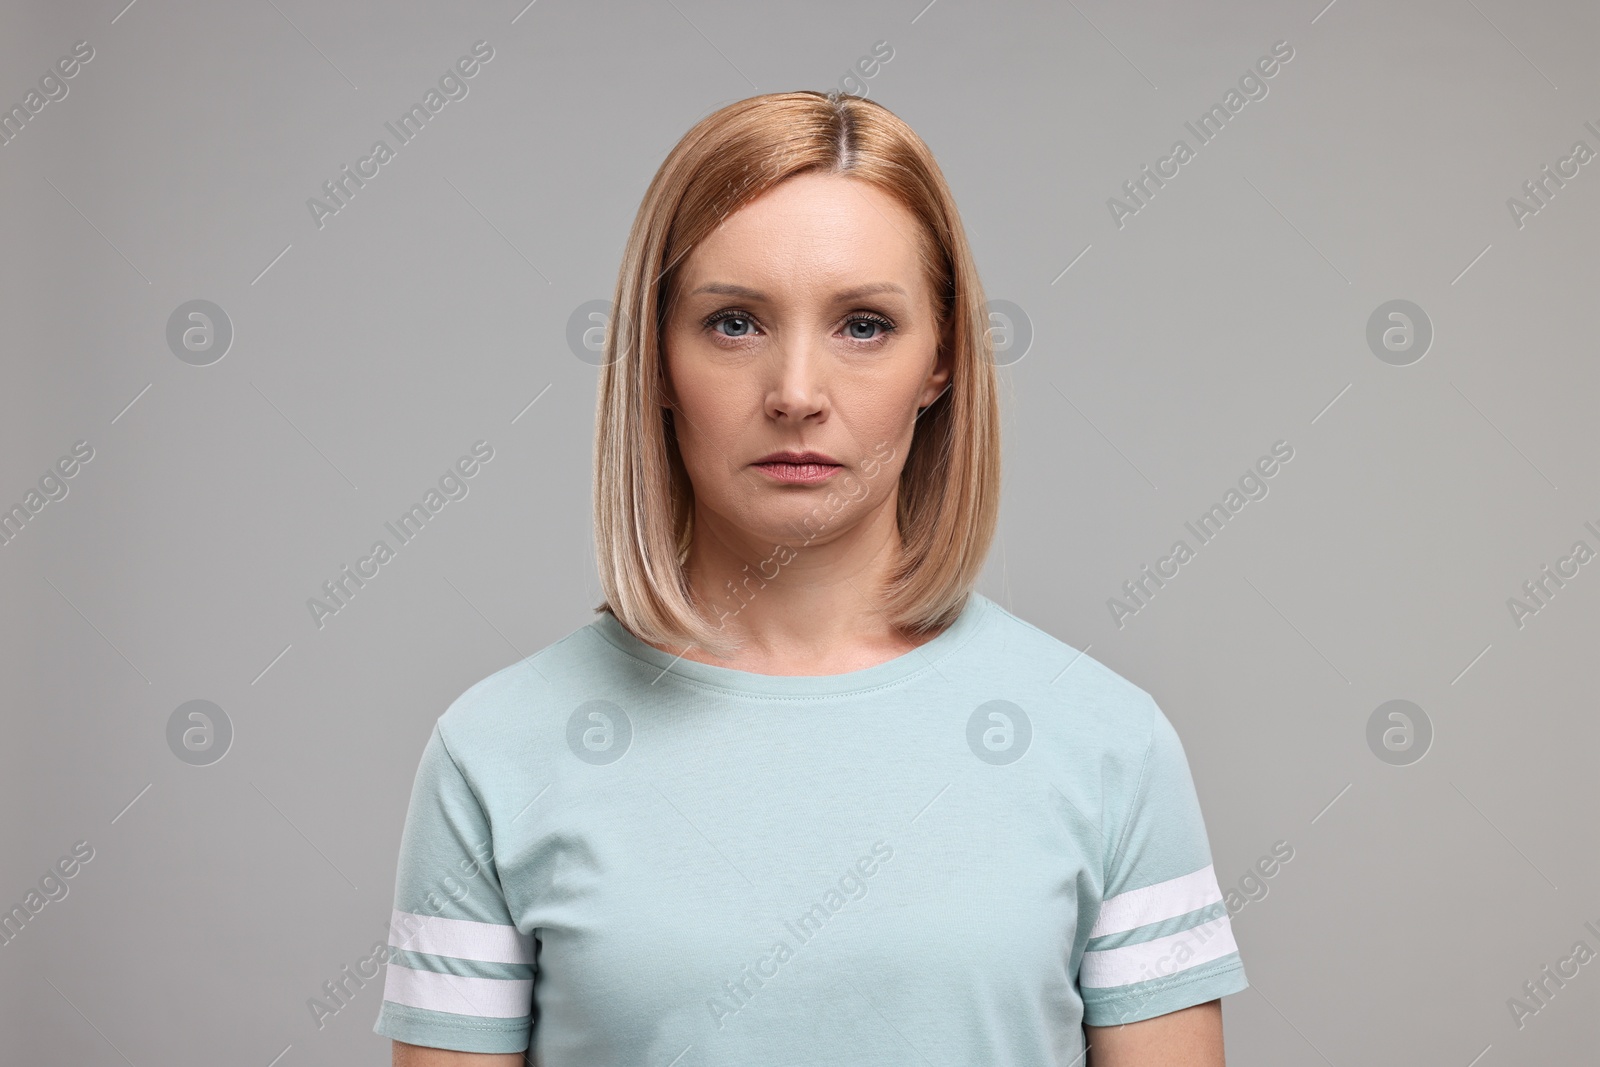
373, 591, 1247, 1062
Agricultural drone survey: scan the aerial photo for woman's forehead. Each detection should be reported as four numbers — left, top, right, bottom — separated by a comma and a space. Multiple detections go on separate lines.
675, 176, 934, 304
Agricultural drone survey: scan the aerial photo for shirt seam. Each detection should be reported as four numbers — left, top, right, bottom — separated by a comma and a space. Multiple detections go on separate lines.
1081, 956, 1245, 1005
1098, 694, 1159, 908
585, 596, 992, 701
377, 1001, 531, 1032
430, 721, 513, 906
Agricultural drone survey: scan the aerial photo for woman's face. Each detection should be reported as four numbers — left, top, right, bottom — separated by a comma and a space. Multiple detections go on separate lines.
660, 171, 952, 554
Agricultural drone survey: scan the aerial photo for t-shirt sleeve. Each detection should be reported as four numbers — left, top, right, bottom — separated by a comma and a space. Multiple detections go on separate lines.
372, 722, 536, 1053
1079, 698, 1249, 1027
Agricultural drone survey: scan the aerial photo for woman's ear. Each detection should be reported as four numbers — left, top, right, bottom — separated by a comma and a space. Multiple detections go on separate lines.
922, 316, 956, 406
656, 300, 681, 410
656, 347, 678, 410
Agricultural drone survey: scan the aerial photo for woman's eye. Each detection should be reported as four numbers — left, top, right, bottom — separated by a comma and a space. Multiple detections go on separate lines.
703, 312, 893, 342
845, 316, 894, 341
711, 315, 754, 337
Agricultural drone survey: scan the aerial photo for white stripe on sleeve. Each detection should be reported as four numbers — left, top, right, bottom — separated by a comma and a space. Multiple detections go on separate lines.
1080, 915, 1238, 988
389, 909, 535, 964
382, 962, 534, 1018
1089, 863, 1224, 938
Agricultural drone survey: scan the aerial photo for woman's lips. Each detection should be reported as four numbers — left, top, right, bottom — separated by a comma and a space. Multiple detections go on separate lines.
752, 461, 841, 484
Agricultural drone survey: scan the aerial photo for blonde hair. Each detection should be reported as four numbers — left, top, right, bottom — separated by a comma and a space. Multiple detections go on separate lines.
592, 90, 1000, 658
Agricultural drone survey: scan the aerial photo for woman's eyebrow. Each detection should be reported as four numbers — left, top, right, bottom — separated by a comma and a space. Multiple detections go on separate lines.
686, 282, 909, 300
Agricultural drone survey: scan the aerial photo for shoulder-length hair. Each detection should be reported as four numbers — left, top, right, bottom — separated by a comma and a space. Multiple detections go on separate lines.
592, 89, 1000, 659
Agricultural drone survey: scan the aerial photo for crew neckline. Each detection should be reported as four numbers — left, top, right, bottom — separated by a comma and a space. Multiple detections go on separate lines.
589, 592, 993, 698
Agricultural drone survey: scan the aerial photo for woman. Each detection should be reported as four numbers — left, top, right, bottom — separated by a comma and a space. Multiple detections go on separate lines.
375, 90, 1247, 1066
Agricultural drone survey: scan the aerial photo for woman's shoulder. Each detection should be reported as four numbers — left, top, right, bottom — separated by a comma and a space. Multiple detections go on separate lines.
976, 595, 1162, 742
431, 612, 611, 751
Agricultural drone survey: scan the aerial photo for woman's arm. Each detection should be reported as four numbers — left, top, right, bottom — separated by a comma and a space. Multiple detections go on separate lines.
393, 1040, 527, 1066
1084, 999, 1225, 1067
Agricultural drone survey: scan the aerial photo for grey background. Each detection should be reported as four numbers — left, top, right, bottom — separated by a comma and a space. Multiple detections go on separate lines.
2, 0, 1596, 1063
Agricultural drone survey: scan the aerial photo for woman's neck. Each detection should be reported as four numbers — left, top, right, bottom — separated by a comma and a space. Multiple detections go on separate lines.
657, 508, 938, 676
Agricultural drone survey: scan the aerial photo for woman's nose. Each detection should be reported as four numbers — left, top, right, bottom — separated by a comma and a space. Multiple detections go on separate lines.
765, 337, 828, 420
